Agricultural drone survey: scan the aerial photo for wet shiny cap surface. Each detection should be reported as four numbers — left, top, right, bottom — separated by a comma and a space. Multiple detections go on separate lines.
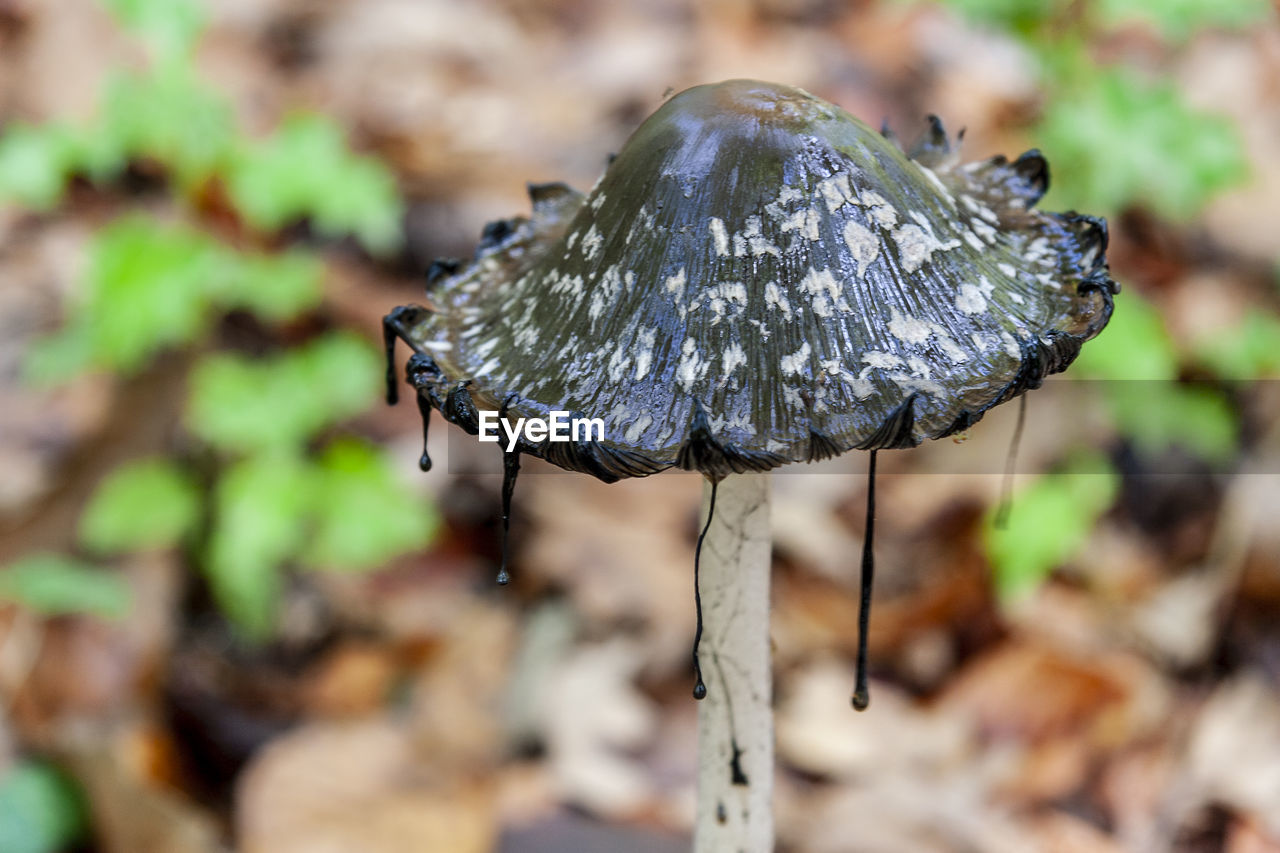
385, 79, 1118, 482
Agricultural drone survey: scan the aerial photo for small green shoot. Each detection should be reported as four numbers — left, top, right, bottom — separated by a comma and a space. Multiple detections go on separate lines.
206, 454, 310, 640
25, 216, 324, 382
97, 67, 236, 190
0, 761, 89, 853
226, 114, 404, 254
100, 0, 205, 61
301, 439, 438, 571
984, 454, 1119, 601
1037, 69, 1248, 220
1076, 293, 1238, 462
0, 124, 78, 211
0, 555, 130, 619
186, 332, 382, 456
1072, 292, 1177, 381
79, 458, 201, 554
1095, 0, 1275, 42
1193, 312, 1280, 379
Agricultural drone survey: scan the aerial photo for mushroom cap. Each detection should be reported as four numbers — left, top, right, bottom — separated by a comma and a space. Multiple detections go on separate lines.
390, 79, 1117, 482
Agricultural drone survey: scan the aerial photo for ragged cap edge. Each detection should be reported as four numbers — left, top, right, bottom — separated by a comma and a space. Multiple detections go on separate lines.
385, 116, 1118, 483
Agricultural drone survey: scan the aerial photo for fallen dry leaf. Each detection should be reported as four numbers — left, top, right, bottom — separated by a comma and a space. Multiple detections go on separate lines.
63, 725, 226, 853
1186, 676, 1280, 838
522, 470, 702, 675
536, 638, 659, 819
776, 656, 967, 781
237, 718, 496, 853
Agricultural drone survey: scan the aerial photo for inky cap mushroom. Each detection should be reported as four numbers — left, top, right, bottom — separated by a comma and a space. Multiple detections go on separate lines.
385, 79, 1116, 484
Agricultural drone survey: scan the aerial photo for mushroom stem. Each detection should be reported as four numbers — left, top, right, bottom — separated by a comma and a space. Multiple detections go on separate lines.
694, 472, 773, 852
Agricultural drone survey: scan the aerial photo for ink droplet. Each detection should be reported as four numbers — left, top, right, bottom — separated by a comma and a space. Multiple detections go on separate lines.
498, 446, 521, 586
852, 450, 877, 713
382, 313, 401, 406
691, 479, 718, 701
993, 394, 1028, 530
415, 393, 433, 472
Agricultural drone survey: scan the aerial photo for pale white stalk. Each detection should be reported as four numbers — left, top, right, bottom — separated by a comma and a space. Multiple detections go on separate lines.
694, 472, 774, 852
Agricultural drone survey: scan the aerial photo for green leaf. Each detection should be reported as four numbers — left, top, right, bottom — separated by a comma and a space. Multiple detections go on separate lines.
1037, 68, 1248, 220
0, 760, 88, 853
0, 123, 77, 211
205, 454, 310, 639
97, 67, 235, 190
1072, 293, 1178, 381
1071, 295, 1237, 462
1096, 0, 1274, 42
300, 439, 436, 571
29, 216, 330, 384
79, 458, 201, 554
1193, 312, 1280, 379
186, 332, 381, 455
311, 156, 404, 256
1104, 383, 1237, 463
984, 454, 1118, 601
209, 250, 324, 323
99, 0, 205, 60
935, 0, 1068, 37
76, 216, 225, 372
226, 113, 404, 254
22, 322, 96, 386
0, 554, 130, 619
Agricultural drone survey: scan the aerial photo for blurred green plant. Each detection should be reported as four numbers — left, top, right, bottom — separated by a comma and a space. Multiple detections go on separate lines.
1192, 313, 1280, 379
922, 0, 1260, 221
0, 0, 402, 253
186, 333, 381, 455
0, 761, 89, 853
913, 0, 1272, 598
1095, 0, 1273, 42
1073, 294, 1239, 463
0, 0, 434, 639
984, 454, 1119, 600
79, 458, 202, 555
226, 114, 404, 254
0, 554, 131, 619
1037, 68, 1247, 220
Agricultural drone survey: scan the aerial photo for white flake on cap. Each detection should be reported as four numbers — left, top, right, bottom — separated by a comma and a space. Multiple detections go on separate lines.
799, 267, 846, 317
677, 337, 708, 391
956, 283, 987, 315
709, 218, 730, 256
581, 224, 603, 259
781, 341, 812, 376
819, 172, 857, 212
722, 341, 747, 375
842, 220, 879, 275
888, 308, 932, 345
633, 327, 657, 381
765, 281, 792, 320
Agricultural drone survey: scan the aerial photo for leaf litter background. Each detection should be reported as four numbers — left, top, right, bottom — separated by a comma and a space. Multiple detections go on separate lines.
1, 0, 1280, 851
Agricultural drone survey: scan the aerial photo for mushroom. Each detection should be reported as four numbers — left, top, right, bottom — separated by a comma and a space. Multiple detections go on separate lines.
383, 79, 1116, 851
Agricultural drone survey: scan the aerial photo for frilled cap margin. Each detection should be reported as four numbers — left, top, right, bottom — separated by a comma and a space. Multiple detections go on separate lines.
384, 80, 1118, 483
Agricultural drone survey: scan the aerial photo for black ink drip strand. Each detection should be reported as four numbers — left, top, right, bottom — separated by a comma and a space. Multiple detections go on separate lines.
691, 478, 719, 700
382, 316, 400, 406
497, 449, 521, 585
415, 394, 433, 471
853, 450, 877, 711
993, 394, 1027, 530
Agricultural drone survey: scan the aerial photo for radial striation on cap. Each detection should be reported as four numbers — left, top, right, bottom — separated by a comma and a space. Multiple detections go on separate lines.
385, 79, 1117, 482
